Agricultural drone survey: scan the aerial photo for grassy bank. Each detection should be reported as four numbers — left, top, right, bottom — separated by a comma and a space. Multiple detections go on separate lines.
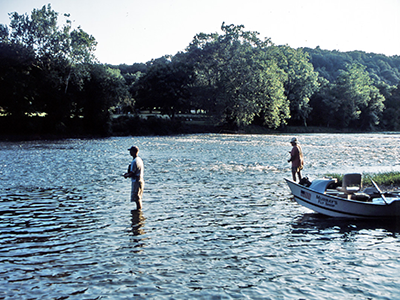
325, 172, 400, 190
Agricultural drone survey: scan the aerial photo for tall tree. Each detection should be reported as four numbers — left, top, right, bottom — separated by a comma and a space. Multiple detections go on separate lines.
0, 4, 118, 135
320, 63, 385, 128
186, 23, 289, 129
5, 4, 97, 116
8, 5, 97, 63
269, 46, 319, 126
133, 55, 195, 119
81, 65, 129, 135
0, 42, 37, 119
381, 83, 400, 130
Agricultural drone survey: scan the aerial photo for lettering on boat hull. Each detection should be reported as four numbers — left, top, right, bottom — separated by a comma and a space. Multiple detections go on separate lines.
316, 194, 338, 207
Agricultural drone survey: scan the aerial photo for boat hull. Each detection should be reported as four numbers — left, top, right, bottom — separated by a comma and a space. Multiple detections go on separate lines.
285, 178, 400, 218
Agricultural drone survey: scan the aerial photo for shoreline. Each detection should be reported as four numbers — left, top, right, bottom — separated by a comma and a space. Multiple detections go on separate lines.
0, 125, 390, 142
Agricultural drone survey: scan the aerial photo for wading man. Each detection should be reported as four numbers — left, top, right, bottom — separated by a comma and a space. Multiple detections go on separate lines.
124, 146, 144, 210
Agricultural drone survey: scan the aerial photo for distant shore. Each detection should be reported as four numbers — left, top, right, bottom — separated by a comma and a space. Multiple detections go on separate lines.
0, 126, 377, 142
0, 113, 391, 142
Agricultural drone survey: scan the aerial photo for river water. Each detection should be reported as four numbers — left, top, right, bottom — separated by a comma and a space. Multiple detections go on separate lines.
1, 133, 400, 299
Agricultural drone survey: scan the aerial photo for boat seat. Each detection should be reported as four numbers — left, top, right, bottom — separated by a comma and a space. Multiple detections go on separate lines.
336, 173, 362, 195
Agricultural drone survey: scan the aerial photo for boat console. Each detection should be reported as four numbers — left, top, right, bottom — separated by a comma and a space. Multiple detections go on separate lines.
309, 178, 337, 193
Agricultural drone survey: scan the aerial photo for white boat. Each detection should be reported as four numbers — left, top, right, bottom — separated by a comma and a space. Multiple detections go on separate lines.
285, 174, 400, 218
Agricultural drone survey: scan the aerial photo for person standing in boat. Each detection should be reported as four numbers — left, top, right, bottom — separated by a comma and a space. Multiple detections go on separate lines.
288, 137, 304, 182
124, 146, 144, 210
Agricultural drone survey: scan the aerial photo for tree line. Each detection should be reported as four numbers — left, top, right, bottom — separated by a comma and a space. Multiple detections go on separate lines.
0, 5, 129, 137
117, 27, 400, 131
1, 5, 400, 138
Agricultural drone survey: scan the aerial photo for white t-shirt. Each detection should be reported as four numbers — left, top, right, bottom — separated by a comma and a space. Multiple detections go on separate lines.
130, 157, 144, 182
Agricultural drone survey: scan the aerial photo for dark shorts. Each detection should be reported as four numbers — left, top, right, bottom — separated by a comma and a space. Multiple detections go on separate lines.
292, 166, 303, 173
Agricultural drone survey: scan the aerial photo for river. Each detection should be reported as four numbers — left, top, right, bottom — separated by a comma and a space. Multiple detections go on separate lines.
1, 133, 400, 299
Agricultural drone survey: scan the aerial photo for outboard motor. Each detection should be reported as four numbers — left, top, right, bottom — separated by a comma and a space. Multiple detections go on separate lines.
299, 176, 311, 187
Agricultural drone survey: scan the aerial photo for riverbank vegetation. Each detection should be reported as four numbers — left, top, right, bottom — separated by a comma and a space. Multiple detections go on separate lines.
326, 172, 400, 190
1, 5, 400, 139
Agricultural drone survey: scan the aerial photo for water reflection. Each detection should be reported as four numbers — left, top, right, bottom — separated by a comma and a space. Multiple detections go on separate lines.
131, 210, 145, 236
129, 210, 147, 254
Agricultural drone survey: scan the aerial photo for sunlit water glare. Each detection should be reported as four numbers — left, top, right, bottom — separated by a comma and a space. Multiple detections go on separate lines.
1, 133, 400, 299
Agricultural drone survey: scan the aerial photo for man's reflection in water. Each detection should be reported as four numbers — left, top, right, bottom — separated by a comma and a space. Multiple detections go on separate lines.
131, 209, 146, 237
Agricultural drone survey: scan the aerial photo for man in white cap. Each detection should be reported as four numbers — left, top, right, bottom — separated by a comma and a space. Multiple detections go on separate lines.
288, 137, 304, 182
124, 146, 144, 210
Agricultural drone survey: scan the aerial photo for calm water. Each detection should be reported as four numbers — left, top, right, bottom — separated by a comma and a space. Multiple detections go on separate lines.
1, 133, 400, 299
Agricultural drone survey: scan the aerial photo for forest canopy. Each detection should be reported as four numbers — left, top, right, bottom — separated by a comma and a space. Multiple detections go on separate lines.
0, 4, 130, 136
304, 47, 400, 86
1, 5, 400, 138
122, 24, 399, 131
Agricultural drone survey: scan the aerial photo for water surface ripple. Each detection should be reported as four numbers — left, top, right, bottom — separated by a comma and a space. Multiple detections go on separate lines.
1, 133, 400, 299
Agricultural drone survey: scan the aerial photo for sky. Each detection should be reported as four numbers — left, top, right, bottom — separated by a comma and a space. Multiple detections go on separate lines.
0, 0, 399, 65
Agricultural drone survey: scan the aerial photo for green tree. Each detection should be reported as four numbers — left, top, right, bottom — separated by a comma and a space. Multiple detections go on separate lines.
269, 46, 319, 126
81, 65, 130, 135
8, 4, 97, 63
0, 4, 120, 135
308, 77, 332, 126
134, 55, 195, 119
0, 24, 8, 42
319, 63, 385, 128
305, 47, 400, 86
0, 42, 37, 119
186, 23, 289, 129
381, 83, 400, 130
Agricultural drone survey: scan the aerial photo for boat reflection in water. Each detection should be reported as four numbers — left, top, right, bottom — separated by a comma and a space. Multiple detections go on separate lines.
291, 212, 400, 235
